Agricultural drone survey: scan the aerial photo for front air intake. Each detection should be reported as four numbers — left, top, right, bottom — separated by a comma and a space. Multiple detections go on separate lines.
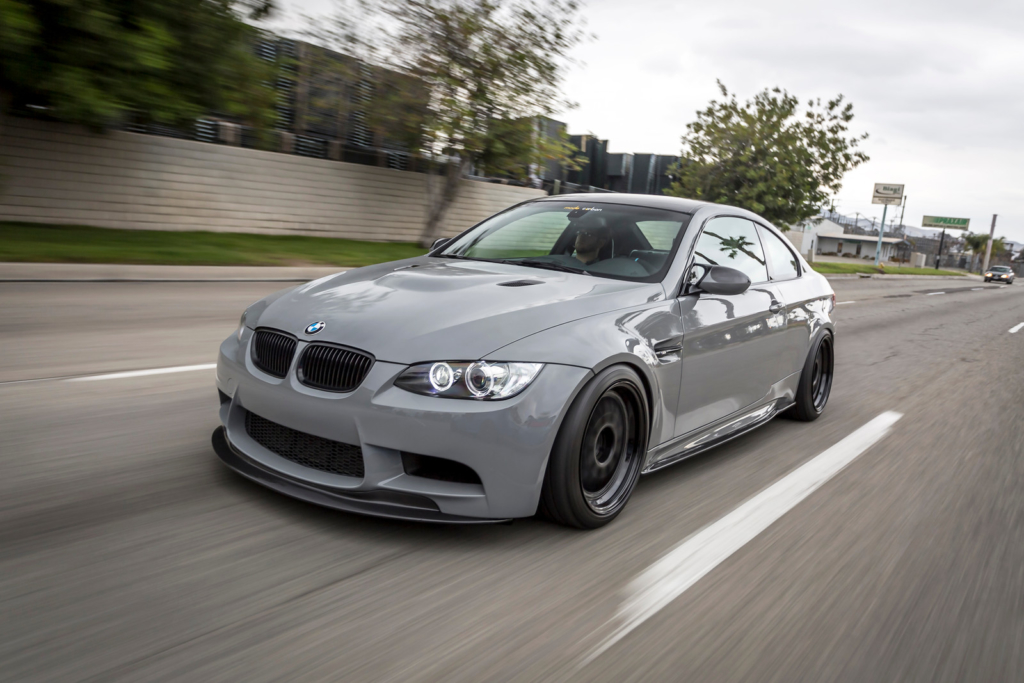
245, 410, 364, 478
297, 343, 375, 392
251, 328, 297, 378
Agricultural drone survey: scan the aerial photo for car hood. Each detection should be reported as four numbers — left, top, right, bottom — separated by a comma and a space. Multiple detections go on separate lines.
254, 257, 665, 363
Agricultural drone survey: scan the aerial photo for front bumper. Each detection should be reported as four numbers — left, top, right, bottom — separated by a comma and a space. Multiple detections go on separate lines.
215, 330, 591, 521
212, 427, 503, 523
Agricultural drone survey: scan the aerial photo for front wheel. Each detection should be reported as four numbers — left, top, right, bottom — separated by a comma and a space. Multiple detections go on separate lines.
540, 365, 649, 529
789, 332, 834, 422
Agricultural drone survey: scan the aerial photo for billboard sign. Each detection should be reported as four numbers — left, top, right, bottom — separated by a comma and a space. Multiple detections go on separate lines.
921, 215, 970, 230
872, 183, 904, 205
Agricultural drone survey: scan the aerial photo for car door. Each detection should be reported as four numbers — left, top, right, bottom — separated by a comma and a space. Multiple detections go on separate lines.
674, 216, 788, 438
756, 224, 813, 382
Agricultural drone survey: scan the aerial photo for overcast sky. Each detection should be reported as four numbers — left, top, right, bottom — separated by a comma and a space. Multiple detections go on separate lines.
282, 0, 1024, 241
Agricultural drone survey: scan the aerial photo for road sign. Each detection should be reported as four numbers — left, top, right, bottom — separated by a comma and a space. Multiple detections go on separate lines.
872, 183, 904, 205
921, 215, 970, 230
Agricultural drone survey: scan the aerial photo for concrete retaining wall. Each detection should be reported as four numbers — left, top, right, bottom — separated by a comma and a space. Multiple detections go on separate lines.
0, 116, 544, 242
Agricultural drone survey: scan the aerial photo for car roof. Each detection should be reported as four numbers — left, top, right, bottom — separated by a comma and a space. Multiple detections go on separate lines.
533, 193, 709, 215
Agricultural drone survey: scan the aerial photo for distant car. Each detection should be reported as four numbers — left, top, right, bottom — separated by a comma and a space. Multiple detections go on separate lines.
984, 266, 1015, 283
212, 195, 836, 528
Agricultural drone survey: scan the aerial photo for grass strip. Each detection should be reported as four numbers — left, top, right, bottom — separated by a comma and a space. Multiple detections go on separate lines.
0, 222, 427, 267
0, 222, 971, 277
810, 261, 965, 276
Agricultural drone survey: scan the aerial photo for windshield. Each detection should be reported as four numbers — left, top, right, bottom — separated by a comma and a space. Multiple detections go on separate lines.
990, 266, 1011, 272
438, 201, 691, 282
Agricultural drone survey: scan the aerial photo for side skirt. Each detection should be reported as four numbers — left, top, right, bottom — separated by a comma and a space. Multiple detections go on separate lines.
642, 398, 793, 473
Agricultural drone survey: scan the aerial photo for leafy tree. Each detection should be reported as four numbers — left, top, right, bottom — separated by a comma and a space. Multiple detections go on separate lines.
964, 231, 1007, 270
963, 231, 989, 259
364, 0, 586, 247
0, 1, 278, 131
666, 81, 869, 228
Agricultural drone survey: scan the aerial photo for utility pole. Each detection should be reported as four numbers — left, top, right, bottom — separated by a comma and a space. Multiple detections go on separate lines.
873, 205, 889, 266
898, 195, 907, 230
982, 214, 998, 273
935, 229, 946, 269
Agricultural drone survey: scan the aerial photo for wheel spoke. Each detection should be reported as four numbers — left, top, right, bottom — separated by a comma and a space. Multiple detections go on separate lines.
579, 385, 644, 515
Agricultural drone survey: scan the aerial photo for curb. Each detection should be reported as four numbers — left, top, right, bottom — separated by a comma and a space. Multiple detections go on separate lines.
0, 262, 984, 284
821, 273, 979, 281
0, 262, 349, 282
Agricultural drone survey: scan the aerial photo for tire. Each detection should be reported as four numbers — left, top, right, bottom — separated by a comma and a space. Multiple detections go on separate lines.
539, 365, 650, 529
790, 332, 834, 422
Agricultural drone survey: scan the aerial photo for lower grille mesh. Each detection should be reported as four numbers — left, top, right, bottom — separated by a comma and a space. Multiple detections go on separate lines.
244, 410, 365, 478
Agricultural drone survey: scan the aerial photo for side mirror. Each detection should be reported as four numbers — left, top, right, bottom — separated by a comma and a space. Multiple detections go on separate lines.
693, 264, 751, 295
430, 237, 449, 252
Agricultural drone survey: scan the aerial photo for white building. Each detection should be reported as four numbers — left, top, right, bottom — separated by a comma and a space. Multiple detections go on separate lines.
785, 218, 844, 257
815, 232, 905, 261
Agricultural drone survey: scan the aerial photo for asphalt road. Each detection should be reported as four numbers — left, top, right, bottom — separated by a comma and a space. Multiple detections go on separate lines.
2, 276, 1023, 682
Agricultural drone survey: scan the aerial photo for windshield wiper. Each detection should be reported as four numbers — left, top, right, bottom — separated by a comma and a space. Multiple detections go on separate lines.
501, 258, 591, 275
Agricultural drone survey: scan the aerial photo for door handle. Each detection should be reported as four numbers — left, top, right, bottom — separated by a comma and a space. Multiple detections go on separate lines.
769, 302, 784, 314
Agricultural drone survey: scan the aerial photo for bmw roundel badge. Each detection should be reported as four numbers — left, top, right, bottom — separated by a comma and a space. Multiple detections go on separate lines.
305, 320, 326, 335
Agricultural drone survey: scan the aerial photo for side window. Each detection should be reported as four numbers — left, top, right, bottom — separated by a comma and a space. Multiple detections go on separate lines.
759, 227, 801, 280
693, 217, 769, 284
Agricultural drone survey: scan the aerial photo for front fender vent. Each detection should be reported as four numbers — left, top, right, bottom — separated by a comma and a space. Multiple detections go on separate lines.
498, 280, 543, 287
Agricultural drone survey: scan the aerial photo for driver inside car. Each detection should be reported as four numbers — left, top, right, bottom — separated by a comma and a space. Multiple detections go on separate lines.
571, 216, 613, 265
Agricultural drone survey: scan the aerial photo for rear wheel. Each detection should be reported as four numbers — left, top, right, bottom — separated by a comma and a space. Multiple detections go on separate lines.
790, 333, 834, 422
540, 366, 649, 529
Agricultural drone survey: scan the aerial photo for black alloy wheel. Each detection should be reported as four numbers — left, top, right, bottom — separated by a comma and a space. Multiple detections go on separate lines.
579, 384, 641, 515
540, 365, 649, 528
809, 335, 834, 412
790, 333, 834, 422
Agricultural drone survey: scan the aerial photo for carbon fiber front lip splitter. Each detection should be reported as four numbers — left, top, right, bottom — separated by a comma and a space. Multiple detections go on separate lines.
212, 427, 510, 525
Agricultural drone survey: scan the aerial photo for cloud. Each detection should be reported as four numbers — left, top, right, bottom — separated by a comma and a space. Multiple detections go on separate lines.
557, 0, 1024, 238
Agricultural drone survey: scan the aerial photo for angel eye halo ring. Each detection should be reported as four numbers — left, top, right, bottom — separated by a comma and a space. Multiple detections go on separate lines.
396, 361, 543, 400
428, 362, 456, 392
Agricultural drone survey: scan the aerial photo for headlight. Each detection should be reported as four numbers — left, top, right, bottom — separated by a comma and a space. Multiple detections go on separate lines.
395, 361, 544, 400
985, 273, 992, 277
237, 310, 247, 340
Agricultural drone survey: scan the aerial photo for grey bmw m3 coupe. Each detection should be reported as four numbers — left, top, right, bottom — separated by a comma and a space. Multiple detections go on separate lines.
213, 194, 836, 528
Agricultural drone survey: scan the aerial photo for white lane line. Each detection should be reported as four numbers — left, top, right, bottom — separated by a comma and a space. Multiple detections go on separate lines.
926, 291, 945, 296
836, 301, 856, 305
971, 287, 984, 291
580, 411, 903, 668
1010, 323, 1024, 334
64, 364, 217, 382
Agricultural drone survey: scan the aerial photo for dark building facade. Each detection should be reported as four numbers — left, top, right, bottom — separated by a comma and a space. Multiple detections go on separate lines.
566, 134, 609, 188
534, 127, 679, 196
605, 153, 678, 195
